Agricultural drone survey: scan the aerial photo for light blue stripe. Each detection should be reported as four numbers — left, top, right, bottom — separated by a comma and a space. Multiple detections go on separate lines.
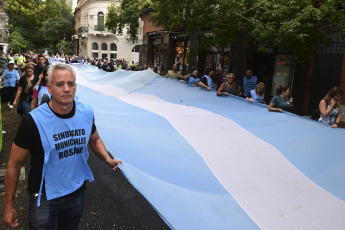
77, 84, 260, 230
76, 66, 345, 202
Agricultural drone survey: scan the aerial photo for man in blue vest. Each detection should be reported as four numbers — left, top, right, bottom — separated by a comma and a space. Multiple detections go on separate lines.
3, 63, 121, 229
239, 69, 258, 97
199, 68, 215, 91
180, 69, 200, 87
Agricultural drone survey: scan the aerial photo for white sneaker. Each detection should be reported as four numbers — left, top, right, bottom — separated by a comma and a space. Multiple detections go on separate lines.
9, 105, 13, 109
7, 102, 10, 107
2, 130, 6, 134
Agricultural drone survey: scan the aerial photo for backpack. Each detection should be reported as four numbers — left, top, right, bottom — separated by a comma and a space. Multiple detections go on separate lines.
311, 109, 320, 121
311, 101, 329, 121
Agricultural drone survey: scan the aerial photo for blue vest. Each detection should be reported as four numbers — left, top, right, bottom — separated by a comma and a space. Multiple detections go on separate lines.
35, 85, 51, 105
31, 101, 94, 206
3, 69, 18, 87
243, 76, 257, 97
187, 76, 200, 86
250, 89, 264, 103
202, 75, 215, 91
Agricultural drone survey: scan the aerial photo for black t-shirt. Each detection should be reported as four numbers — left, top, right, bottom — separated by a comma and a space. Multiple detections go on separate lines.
14, 101, 96, 195
34, 64, 48, 76
201, 76, 209, 86
17, 75, 39, 101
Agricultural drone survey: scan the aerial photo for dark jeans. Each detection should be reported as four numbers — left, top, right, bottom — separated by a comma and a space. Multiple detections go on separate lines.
21, 100, 31, 115
29, 192, 85, 230
3, 87, 16, 105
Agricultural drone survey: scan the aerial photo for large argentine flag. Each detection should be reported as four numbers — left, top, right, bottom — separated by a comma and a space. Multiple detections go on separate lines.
73, 64, 345, 230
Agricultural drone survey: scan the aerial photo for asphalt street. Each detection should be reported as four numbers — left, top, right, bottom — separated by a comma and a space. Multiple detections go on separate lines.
80, 147, 170, 230
0, 102, 170, 230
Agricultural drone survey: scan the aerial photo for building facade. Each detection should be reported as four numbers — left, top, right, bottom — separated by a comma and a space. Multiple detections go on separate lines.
0, 8, 9, 54
73, 0, 143, 62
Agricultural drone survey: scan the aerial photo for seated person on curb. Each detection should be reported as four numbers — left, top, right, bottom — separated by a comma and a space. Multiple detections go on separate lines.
102, 60, 113, 72
180, 69, 200, 86
114, 62, 122, 71
199, 68, 215, 91
165, 64, 190, 80
318, 86, 342, 128
217, 73, 238, 96
148, 63, 154, 71
153, 66, 161, 75
165, 64, 182, 79
246, 82, 266, 104
268, 85, 293, 112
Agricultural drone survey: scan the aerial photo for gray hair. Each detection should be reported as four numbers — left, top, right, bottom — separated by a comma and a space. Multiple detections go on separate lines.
227, 73, 235, 78
47, 63, 76, 85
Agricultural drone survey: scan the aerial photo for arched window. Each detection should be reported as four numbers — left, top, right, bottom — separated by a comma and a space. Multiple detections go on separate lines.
101, 43, 108, 51
132, 45, 140, 52
98, 12, 104, 26
92, 43, 99, 50
110, 43, 117, 51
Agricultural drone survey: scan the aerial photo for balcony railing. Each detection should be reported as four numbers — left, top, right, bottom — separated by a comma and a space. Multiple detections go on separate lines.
77, 27, 88, 33
94, 25, 105, 31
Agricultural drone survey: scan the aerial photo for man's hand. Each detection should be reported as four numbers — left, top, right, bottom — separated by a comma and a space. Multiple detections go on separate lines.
3, 205, 19, 228
107, 158, 122, 171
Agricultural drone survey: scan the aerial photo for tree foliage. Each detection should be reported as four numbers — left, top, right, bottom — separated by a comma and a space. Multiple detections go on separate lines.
106, 0, 149, 42
5, 0, 74, 53
56, 39, 74, 55
106, 0, 345, 57
153, 0, 345, 55
9, 31, 29, 52
247, 0, 345, 55
40, 15, 75, 48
